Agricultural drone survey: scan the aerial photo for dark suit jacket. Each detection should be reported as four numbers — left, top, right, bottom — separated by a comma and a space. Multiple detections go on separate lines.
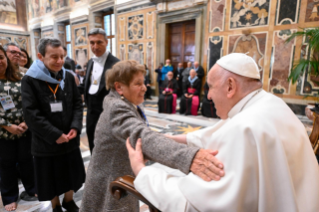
65, 56, 76, 72
195, 65, 205, 80
80, 53, 120, 107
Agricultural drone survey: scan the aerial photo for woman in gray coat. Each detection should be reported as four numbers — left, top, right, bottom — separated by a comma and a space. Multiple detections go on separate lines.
80, 60, 224, 212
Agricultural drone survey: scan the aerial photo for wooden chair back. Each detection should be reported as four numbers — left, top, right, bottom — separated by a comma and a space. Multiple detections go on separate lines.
110, 175, 161, 212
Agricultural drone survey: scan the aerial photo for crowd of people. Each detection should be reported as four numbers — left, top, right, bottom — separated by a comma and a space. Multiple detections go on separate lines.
155, 59, 218, 117
0, 27, 318, 212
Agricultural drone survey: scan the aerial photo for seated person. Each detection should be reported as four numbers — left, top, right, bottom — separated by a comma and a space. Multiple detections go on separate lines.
158, 71, 178, 114
180, 69, 201, 115
126, 53, 319, 212
201, 82, 218, 118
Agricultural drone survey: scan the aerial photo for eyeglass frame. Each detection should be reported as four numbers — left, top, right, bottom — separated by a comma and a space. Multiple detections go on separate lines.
6, 50, 22, 56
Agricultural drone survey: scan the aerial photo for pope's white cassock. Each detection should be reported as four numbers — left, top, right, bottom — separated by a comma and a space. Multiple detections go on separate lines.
134, 89, 319, 212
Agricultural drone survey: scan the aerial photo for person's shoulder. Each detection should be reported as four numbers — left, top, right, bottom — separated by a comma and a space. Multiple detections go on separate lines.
108, 53, 120, 63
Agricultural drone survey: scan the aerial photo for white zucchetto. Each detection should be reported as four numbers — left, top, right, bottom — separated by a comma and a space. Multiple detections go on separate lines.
216, 53, 261, 79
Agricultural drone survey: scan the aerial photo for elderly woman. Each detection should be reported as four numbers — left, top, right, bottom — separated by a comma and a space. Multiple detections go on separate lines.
80, 60, 224, 212
0, 46, 36, 211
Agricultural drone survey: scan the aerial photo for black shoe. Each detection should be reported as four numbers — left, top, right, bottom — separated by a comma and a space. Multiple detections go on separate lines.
53, 205, 63, 212
20, 191, 38, 201
62, 199, 79, 212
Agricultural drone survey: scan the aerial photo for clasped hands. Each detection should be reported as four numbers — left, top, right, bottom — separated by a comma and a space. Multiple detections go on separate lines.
184, 93, 193, 98
126, 138, 225, 181
56, 129, 77, 144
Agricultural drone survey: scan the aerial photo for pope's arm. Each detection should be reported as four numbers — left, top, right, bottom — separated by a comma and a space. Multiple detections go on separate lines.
132, 125, 259, 212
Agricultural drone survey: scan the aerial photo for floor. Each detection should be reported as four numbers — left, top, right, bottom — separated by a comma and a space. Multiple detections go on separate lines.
0, 97, 313, 211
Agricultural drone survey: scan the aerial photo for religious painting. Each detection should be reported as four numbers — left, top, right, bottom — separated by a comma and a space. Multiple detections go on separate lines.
74, 26, 87, 46
0, 0, 17, 24
128, 15, 144, 40
75, 48, 88, 70
0, 37, 11, 46
305, 0, 319, 22
230, 0, 270, 29
128, 43, 144, 64
14, 37, 27, 50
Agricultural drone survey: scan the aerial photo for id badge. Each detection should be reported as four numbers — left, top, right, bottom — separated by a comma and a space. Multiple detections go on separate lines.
50, 101, 63, 112
0, 95, 15, 111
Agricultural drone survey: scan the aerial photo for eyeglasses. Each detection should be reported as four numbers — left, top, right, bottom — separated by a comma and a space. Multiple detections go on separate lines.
7, 50, 22, 56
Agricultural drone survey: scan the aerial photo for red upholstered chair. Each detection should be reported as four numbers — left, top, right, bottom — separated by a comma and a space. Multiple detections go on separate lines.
110, 175, 161, 212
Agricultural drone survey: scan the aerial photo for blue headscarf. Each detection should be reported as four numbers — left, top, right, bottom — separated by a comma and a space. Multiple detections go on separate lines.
26, 60, 66, 90
188, 75, 198, 85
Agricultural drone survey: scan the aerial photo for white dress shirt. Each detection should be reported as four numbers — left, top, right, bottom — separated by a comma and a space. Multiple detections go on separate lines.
89, 51, 109, 95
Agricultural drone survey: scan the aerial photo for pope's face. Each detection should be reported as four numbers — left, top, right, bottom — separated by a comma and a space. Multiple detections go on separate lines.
207, 65, 228, 119
121, 72, 146, 106
38, 45, 64, 72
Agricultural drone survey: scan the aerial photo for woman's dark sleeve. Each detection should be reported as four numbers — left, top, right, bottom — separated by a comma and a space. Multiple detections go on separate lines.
107, 102, 200, 174
21, 76, 62, 144
70, 75, 83, 134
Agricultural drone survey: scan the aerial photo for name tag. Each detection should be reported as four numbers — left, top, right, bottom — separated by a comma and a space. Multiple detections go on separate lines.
50, 101, 63, 112
0, 95, 15, 111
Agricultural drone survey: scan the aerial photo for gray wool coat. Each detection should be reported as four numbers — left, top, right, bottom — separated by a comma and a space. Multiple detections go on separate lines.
80, 90, 200, 212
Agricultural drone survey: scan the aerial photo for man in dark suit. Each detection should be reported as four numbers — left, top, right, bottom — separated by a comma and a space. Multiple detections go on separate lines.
63, 46, 76, 72
175, 62, 184, 97
79, 28, 120, 154
194, 61, 205, 96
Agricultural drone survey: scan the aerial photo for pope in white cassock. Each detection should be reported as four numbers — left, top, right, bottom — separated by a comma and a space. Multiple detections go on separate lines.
126, 53, 319, 212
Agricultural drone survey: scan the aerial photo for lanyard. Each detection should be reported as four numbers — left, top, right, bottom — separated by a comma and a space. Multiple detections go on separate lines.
46, 80, 60, 101
137, 106, 149, 127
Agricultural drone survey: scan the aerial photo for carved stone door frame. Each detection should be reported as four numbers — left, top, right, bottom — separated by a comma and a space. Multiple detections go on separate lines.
156, 4, 207, 66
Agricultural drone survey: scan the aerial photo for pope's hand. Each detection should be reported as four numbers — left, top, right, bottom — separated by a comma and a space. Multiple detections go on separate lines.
126, 138, 146, 176
190, 149, 225, 181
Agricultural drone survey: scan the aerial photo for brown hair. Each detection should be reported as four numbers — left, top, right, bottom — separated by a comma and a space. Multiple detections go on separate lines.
0, 46, 21, 82
106, 60, 146, 90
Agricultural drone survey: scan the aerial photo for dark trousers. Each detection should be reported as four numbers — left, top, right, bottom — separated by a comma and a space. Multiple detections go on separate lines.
86, 94, 103, 154
0, 133, 36, 206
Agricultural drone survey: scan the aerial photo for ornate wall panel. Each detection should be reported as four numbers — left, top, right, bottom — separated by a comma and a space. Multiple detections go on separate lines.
120, 44, 125, 61
128, 43, 144, 64
209, 0, 226, 32
146, 12, 155, 39
147, 42, 154, 72
207, 36, 223, 71
42, 30, 54, 38
276, 0, 300, 25
230, 0, 270, 29
305, 0, 319, 22
228, 33, 267, 79
71, 22, 89, 69
269, 30, 296, 94
119, 17, 126, 42
0, 34, 30, 54
128, 15, 144, 40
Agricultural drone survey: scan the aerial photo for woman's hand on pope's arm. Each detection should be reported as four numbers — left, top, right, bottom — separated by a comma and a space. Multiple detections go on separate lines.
126, 138, 146, 176
190, 149, 225, 182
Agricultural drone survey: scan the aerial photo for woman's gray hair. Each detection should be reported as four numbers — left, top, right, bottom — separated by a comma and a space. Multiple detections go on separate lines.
2, 42, 20, 51
88, 28, 108, 40
38, 37, 62, 56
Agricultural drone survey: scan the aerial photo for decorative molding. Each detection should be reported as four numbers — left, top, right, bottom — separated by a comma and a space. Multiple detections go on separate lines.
90, 0, 115, 13
158, 5, 204, 24
276, 0, 300, 25
117, 0, 154, 12
71, 15, 89, 25
146, 12, 155, 39
119, 17, 126, 41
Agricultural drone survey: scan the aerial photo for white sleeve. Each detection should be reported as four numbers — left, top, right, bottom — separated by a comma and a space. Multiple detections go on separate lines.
134, 166, 187, 212
187, 120, 226, 148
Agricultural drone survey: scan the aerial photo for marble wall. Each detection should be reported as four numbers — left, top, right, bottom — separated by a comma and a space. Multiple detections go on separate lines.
117, 6, 157, 84
204, 0, 319, 103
